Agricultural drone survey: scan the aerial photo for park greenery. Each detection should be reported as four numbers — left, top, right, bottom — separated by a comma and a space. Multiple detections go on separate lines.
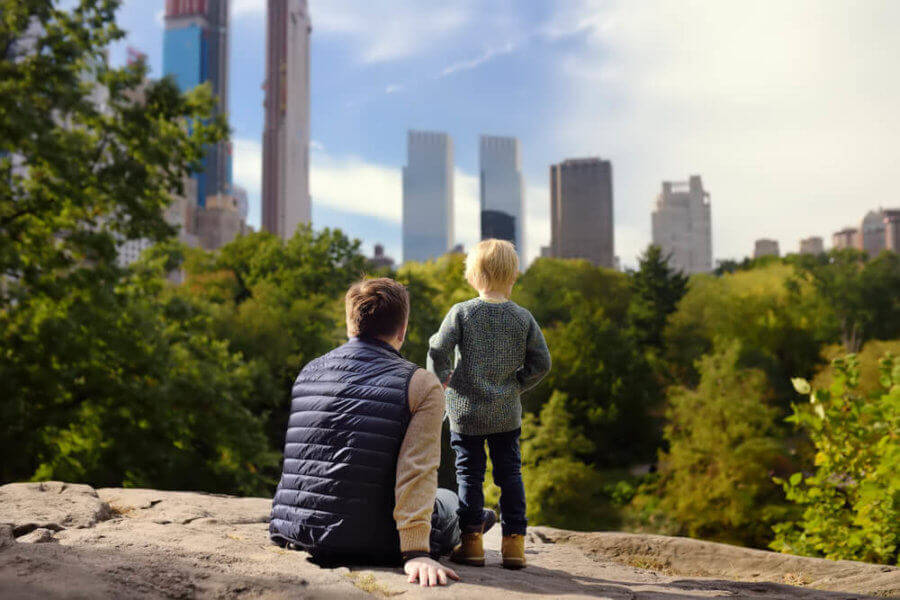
3, 1, 899, 566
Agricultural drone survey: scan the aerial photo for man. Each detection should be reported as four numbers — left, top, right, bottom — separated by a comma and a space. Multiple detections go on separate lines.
270, 278, 491, 586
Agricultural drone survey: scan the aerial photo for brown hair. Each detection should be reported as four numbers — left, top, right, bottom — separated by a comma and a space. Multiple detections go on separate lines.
345, 278, 410, 339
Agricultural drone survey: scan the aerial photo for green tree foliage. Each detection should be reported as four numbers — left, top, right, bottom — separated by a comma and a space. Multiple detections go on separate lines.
485, 392, 609, 530
627, 245, 688, 351
0, 1, 275, 494
513, 257, 631, 326
178, 226, 368, 449
772, 354, 900, 565
394, 253, 471, 366
539, 303, 660, 465
813, 340, 900, 397
793, 250, 900, 352
0, 0, 223, 305
657, 342, 787, 546
665, 263, 827, 410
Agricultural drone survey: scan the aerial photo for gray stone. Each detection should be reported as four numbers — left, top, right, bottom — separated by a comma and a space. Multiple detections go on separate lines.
0, 482, 896, 599
0, 481, 110, 535
0, 523, 13, 548
17, 527, 57, 544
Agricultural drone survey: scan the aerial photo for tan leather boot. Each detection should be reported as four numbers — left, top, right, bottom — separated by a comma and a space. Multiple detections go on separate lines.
501, 534, 526, 569
450, 531, 485, 566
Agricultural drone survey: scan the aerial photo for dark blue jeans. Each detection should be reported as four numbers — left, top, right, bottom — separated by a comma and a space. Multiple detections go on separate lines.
450, 427, 527, 536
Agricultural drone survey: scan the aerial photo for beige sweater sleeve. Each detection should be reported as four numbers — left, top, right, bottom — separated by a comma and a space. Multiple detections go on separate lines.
394, 368, 444, 553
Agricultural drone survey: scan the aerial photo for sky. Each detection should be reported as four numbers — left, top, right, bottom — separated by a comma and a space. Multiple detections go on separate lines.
108, 0, 900, 268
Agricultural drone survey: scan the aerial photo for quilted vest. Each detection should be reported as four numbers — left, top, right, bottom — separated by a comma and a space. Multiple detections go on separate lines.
269, 336, 418, 559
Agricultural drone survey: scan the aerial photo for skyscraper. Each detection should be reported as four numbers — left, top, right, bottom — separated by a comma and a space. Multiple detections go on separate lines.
402, 131, 454, 263
543, 158, 614, 268
799, 236, 825, 255
262, 0, 311, 239
163, 0, 231, 208
480, 135, 524, 263
860, 209, 886, 256
753, 238, 780, 258
832, 227, 860, 249
651, 176, 712, 274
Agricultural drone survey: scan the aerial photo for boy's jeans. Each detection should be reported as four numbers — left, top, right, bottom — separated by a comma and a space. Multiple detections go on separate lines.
450, 427, 527, 536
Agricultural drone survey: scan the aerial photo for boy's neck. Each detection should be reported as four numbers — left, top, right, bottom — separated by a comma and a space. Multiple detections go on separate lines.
479, 290, 509, 302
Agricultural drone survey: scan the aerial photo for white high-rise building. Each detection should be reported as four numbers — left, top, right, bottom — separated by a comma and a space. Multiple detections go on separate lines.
651, 175, 712, 274
402, 131, 454, 263
479, 135, 524, 265
262, 0, 311, 239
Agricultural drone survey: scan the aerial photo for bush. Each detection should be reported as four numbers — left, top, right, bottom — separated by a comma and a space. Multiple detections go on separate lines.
772, 353, 900, 565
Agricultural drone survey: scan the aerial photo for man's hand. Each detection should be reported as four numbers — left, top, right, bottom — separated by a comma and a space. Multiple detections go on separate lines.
404, 556, 460, 587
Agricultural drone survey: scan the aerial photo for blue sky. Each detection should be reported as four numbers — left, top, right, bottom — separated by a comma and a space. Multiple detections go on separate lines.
109, 0, 900, 267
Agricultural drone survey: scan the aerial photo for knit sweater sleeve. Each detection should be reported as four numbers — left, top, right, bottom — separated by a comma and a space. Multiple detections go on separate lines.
394, 368, 443, 554
426, 304, 461, 384
517, 312, 551, 392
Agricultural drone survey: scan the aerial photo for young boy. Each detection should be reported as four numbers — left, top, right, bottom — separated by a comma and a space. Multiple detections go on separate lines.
427, 239, 551, 569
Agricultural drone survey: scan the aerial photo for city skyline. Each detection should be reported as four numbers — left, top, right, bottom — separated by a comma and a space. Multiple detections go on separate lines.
108, 1, 900, 268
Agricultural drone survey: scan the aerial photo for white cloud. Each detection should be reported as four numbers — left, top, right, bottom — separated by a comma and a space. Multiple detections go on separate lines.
441, 41, 515, 77
311, 154, 402, 221
154, 9, 164, 25
310, 0, 471, 63
385, 84, 403, 94
548, 0, 900, 265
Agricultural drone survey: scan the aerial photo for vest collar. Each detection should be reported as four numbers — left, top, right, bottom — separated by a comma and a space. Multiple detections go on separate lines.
349, 336, 404, 358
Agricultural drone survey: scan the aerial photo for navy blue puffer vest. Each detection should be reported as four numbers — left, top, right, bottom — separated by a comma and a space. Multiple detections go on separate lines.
269, 336, 418, 558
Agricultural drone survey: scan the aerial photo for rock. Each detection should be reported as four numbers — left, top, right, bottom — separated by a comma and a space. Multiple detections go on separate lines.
0, 524, 13, 548
0, 481, 110, 536
17, 528, 57, 544
1, 482, 897, 599
97, 488, 270, 525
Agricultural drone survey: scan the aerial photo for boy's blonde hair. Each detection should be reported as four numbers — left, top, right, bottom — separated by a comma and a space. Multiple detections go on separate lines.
465, 239, 519, 291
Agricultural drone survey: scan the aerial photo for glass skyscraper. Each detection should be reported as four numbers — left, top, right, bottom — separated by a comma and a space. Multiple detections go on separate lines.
402, 131, 454, 263
162, 0, 231, 207
479, 135, 524, 264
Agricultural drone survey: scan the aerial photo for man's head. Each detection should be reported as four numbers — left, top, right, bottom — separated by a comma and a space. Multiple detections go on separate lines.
345, 277, 410, 348
465, 238, 519, 295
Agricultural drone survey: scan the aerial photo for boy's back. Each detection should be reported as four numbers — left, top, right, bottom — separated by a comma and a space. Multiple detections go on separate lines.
428, 297, 550, 436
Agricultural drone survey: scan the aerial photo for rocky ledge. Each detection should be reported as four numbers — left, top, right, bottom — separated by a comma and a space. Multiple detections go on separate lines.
1, 482, 897, 599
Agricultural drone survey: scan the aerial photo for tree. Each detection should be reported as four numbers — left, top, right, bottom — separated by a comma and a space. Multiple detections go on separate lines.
772, 354, 900, 565
538, 303, 661, 466
0, 2, 278, 493
665, 263, 828, 410
627, 245, 688, 350
513, 257, 632, 327
793, 249, 900, 352
485, 392, 609, 530
179, 226, 368, 449
1, 0, 224, 307
657, 342, 787, 547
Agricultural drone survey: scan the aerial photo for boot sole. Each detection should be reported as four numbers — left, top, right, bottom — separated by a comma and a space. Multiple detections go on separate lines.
502, 558, 526, 570
450, 556, 486, 567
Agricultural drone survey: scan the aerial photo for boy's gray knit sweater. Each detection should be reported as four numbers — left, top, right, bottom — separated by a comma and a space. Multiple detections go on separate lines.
427, 298, 551, 435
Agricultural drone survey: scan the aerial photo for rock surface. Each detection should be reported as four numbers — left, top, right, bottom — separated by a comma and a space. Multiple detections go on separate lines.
0, 482, 897, 599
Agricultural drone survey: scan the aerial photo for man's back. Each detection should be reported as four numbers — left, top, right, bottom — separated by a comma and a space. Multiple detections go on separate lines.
269, 336, 418, 559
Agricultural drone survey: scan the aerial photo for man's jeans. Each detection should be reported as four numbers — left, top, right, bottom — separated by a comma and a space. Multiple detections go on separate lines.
429, 488, 462, 556
450, 427, 527, 536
